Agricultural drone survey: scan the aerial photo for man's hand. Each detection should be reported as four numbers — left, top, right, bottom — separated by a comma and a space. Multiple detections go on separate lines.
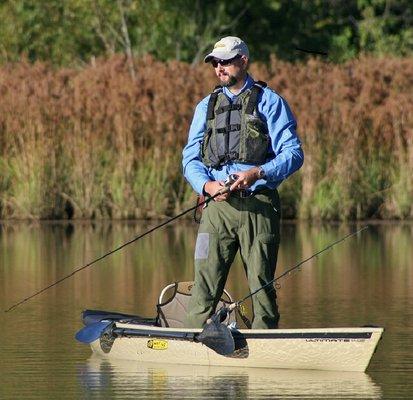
204, 181, 230, 202
230, 167, 261, 192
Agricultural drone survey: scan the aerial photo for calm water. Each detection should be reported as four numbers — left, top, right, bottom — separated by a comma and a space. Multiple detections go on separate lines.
0, 221, 412, 399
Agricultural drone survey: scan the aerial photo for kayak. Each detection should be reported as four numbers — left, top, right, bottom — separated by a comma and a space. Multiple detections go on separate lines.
77, 309, 383, 372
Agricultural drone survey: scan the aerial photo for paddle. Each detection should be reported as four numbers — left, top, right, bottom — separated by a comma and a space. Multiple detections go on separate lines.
75, 309, 235, 356
195, 307, 235, 355
75, 321, 113, 344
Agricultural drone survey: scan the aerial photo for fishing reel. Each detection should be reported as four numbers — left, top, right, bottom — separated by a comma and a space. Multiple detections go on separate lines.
224, 174, 239, 187
193, 174, 238, 224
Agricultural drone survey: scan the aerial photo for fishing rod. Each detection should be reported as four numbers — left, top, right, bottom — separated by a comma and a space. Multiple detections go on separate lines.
4, 180, 236, 313
226, 226, 368, 314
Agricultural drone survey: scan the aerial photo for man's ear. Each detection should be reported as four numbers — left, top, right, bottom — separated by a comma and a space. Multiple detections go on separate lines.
241, 55, 249, 68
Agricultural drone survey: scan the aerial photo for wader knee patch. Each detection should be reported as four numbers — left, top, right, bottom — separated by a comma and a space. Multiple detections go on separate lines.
194, 232, 210, 260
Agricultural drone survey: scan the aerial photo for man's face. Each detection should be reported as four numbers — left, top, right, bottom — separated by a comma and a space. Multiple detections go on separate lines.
212, 55, 248, 87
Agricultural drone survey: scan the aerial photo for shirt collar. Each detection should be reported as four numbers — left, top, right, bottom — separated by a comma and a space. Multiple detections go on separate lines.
222, 74, 254, 99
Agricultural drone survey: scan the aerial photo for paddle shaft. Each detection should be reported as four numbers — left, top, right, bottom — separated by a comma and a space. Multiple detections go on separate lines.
113, 328, 197, 341
4, 186, 231, 313
231, 226, 369, 310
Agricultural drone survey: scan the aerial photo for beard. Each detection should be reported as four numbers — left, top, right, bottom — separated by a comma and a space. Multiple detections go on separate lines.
219, 74, 238, 87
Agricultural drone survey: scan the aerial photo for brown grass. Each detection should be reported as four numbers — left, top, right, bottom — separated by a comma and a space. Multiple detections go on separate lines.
0, 55, 411, 219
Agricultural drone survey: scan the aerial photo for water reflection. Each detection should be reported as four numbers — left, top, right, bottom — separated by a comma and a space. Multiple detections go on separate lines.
2, 221, 412, 323
79, 356, 382, 399
1, 221, 412, 399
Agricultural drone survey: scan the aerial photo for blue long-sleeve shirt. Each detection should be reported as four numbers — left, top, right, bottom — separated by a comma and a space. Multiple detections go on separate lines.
182, 75, 304, 194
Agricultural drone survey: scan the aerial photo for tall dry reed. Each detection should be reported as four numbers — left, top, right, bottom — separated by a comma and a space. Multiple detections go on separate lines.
0, 55, 411, 219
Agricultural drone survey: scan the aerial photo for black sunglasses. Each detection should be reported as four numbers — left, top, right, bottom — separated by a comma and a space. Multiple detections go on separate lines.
211, 54, 242, 68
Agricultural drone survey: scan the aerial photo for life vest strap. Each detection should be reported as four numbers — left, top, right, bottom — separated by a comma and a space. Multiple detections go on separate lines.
206, 86, 222, 120
245, 81, 267, 115
216, 104, 242, 114
216, 124, 241, 134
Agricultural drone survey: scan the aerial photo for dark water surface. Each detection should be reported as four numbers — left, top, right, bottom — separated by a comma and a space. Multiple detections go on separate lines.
0, 221, 412, 399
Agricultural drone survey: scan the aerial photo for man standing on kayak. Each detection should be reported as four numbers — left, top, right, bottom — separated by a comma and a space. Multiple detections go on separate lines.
182, 36, 304, 329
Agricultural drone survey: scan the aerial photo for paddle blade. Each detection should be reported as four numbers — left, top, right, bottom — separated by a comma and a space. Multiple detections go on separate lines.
75, 321, 112, 344
196, 310, 235, 355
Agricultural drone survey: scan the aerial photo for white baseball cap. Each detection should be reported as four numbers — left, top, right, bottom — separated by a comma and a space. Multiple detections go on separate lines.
204, 36, 249, 63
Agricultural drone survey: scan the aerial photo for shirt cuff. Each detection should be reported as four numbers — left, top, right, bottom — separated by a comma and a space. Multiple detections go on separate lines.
260, 164, 271, 181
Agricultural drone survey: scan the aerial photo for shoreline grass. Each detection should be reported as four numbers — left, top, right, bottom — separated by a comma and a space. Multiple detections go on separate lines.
0, 55, 411, 220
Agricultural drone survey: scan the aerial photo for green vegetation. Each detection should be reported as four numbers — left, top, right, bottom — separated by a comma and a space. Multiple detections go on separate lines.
0, 0, 411, 65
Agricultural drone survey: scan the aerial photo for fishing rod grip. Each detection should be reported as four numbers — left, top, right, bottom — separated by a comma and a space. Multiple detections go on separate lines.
217, 186, 230, 195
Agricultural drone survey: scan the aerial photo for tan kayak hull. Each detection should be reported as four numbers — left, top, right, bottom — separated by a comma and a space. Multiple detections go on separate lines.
89, 323, 383, 372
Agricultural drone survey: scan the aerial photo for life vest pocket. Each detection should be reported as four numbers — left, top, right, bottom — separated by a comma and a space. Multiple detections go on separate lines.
242, 115, 269, 164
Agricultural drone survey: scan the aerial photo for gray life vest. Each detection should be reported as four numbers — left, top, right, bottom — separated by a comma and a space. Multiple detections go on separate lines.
201, 81, 270, 168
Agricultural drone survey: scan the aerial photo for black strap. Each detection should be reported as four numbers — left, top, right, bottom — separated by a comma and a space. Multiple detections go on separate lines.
156, 306, 169, 327
214, 151, 239, 167
206, 86, 222, 120
245, 81, 267, 115
216, 104, 242, 114
216, 124, 241, 134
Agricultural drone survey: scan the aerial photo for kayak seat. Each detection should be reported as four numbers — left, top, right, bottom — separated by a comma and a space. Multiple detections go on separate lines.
156, 281, 236, 328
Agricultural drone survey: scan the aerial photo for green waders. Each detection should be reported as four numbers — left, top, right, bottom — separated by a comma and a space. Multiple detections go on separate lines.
185, 189, 281, 329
